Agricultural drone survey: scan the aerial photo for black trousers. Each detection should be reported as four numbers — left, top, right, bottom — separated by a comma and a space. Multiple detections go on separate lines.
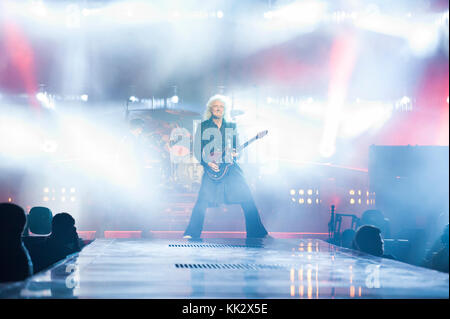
184, 195, 268, 238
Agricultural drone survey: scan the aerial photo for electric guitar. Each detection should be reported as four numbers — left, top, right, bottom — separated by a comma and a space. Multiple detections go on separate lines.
204, 130, 268, 181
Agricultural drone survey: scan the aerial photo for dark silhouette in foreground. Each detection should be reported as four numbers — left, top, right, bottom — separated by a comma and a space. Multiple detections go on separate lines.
27, 206, 53, 235
26, 212, 83, 273
40, 213, 82, 271
352, 225, 395, 260
0, 203, 33, 283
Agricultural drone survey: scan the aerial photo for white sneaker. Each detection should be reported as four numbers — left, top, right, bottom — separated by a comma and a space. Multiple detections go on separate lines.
183, 235, 192, 239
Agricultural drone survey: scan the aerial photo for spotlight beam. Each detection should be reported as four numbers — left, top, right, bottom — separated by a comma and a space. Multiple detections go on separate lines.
320, 32, 359, 158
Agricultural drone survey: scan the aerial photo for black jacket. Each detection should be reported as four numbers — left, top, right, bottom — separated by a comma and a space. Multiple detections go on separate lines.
194, 118, 239, 167
193, 118, 254, 206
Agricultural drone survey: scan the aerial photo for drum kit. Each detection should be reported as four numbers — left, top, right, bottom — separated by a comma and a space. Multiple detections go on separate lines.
130, 107, 246, 192
133, 109, 200, 191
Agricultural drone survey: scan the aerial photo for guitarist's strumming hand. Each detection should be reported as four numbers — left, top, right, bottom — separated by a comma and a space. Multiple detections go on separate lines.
208, 162, 220, 172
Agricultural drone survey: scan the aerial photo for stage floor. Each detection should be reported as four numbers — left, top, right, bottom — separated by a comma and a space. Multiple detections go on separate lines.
0, 238, 448, 299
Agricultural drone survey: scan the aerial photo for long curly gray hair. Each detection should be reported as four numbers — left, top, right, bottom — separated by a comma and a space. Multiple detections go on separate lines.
203, 94, 231, 121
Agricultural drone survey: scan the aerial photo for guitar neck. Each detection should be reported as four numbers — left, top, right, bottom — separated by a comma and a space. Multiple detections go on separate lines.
236, 135, 259, 153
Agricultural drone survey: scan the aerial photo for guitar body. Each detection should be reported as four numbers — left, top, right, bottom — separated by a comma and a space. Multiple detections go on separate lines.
203, 130, 268, 181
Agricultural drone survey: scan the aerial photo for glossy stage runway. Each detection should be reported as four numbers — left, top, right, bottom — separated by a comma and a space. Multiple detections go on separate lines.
0, 237, 448, 299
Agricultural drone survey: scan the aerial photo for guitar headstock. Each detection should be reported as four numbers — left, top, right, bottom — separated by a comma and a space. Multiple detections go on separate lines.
257, 130, 268, 139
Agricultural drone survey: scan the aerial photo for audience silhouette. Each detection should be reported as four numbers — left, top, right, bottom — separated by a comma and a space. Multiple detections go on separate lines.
22, 209, 86, 274
352, 225, 395, 260
27, 206, 53, 235
37, 213, 82, 271
0, 197, 446, 296
0, 203, 33, 283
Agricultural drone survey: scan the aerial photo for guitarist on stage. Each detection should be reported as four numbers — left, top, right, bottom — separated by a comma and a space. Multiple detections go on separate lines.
183, 94, 269, 239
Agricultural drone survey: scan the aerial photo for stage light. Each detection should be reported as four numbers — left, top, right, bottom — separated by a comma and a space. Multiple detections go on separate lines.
171, 95, 179, 104
129, 96, 139, 102
407, 24, 440, 57
307, 189, 313, 195
316, 199, 319, 204
358, 199, 361, 204
36, 92, 55, 109
299, 189, 304, 195
70, 197, 76, 202
350, 198, 355, 204
395, 96, 412, 112
61, 197, 66, 202
61, 188, 66, 193
70, 188, 76, 193
307, 198, 312, 205
349, 190, 355, 195
400, 96, 410, 105
44, 187, 49, 193
43, 197, 49, 202
8, 198, 12, 203
81, 94, 88, 102
216, 11, 223, 19
36, 92, 45, 101
291, 197, 296, 202
290, 189, 296, 195
299, 198, 305, 204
